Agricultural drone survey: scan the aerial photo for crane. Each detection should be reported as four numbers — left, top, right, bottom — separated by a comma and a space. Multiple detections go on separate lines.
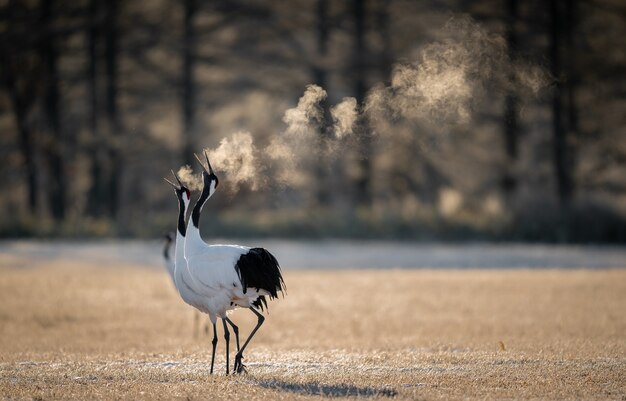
163, 171, 215, 342
162, 232, 209, 338
182, 152, 285, 374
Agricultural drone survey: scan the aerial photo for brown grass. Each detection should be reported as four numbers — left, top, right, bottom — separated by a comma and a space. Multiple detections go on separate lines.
1, 256, 625, 400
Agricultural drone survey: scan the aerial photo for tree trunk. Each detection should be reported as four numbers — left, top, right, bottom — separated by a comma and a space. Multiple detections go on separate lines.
502, 0, 519, 200
105, 0, 121, 218
182, 0, 196, 166
40, 0, 66, 220
564, 0, 579, 145
375, 0, 392, 82
86, 0, 105, 217
1, 59, 39, 214
352, 0, 371, 207
313, 0, 331, 206
549, 0, 573, 207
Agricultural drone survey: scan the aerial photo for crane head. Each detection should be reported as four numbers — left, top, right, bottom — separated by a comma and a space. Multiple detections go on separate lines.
194, 150, 219, 198
163, 170, 191, 205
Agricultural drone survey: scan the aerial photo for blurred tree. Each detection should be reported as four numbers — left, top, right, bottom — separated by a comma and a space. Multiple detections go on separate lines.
40, 0, 66, 220
0, 47, 40, 214
0, 0, 42, 216
502, 0, 519, 201
104, 0, 122, 218
313, 0, 332, 206
352, 0, 371, 207
549, 0, 573, 208
564, 0, 579, 140
86, 0, 106, 217
374, 0, 392, 82
181, 0, 196, 167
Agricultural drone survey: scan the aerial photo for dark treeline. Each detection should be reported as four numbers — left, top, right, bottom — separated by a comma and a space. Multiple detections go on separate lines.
0, 0, 624, 241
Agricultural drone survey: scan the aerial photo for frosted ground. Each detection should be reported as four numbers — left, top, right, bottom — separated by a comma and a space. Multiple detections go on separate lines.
1, 239, 625, 269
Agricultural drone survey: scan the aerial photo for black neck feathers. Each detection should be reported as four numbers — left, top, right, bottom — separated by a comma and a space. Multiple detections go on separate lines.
191, 184, 210, 228
177, 195, 186, 236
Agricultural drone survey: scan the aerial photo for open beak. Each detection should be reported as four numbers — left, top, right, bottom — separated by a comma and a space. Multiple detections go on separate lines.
163, 177, 178, 189
194, 150, 215, 175
194, 152, 208, 174
171, 169, 184, 186
164, 169, 183, 189
204, 150, 215, 175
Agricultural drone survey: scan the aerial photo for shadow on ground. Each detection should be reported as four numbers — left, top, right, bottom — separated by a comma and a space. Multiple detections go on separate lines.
255, 379, 397, 397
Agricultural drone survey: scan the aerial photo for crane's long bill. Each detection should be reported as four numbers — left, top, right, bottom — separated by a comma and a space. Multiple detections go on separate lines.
171, 169, 183, 186
163, 177, 178, 188
203, 150, 214, 175
194, 153, 209, 174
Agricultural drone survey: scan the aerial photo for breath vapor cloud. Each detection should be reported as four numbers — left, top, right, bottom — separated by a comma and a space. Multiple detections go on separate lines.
367, 16, 548, 127
179, 16, 548, 194
265, 84, 328, 185
331, 97, 358, 139
205, 131, 259, 190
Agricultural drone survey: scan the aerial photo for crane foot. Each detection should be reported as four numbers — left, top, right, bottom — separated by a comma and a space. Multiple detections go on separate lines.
233, 355, 247, 374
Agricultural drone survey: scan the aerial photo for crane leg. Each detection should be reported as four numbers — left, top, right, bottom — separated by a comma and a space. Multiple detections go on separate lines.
222, 319, 230, 375
224, 317, 240, 352
209, 322, 217, 374
233, 307, 265, 374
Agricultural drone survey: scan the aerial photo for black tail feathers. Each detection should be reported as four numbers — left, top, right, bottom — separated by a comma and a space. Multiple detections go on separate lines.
252, 296, 268, 312
235, 247, 286, 309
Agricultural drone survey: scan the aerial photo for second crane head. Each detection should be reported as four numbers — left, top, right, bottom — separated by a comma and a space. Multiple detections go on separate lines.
194, 150, 219, 198
164, 169, 191, 205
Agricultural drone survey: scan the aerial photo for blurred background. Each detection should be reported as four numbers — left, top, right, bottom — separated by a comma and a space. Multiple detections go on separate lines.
0, 0, 624, 242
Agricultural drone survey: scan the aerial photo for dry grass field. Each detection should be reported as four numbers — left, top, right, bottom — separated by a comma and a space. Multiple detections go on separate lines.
1, 253, 625, 400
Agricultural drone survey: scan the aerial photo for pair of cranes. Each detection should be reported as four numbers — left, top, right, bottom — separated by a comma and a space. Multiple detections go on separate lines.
163, 152, 286, 375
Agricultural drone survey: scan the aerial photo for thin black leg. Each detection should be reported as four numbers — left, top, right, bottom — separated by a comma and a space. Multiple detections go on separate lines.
224, 317, 240, 352
210, 322, 217, 374
225, 316, 240, 373
234, 307, 265, 374
222, 319, 230, 375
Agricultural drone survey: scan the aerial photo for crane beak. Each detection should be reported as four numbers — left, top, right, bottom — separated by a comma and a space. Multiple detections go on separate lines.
194, 152, 208, 174
204, 150, 215, 175
163, 177, 178, 189
194, 151, 216, 175
171, 169, 184, 187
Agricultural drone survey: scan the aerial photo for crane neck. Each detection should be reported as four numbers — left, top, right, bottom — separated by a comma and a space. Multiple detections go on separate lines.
185, 222, 203, 253
191, 183, 211, 229
177, 196, 187, 237
174, 197, 187, 278
185, 183, 211, 257
174, 220, 193, 292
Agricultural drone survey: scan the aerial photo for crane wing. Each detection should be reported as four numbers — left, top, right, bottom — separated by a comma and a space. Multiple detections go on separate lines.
186, 245, 249, 291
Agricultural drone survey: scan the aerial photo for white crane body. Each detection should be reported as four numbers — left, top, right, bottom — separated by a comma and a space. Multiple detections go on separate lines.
174, 232, 210, 312
163, 231, 209, 338
185, 244, 271, 316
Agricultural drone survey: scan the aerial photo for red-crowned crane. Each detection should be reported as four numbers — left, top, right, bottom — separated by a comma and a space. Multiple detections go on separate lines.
163, 172, 212, 339
163, 238, 208, 336
182, 152, 285, 375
